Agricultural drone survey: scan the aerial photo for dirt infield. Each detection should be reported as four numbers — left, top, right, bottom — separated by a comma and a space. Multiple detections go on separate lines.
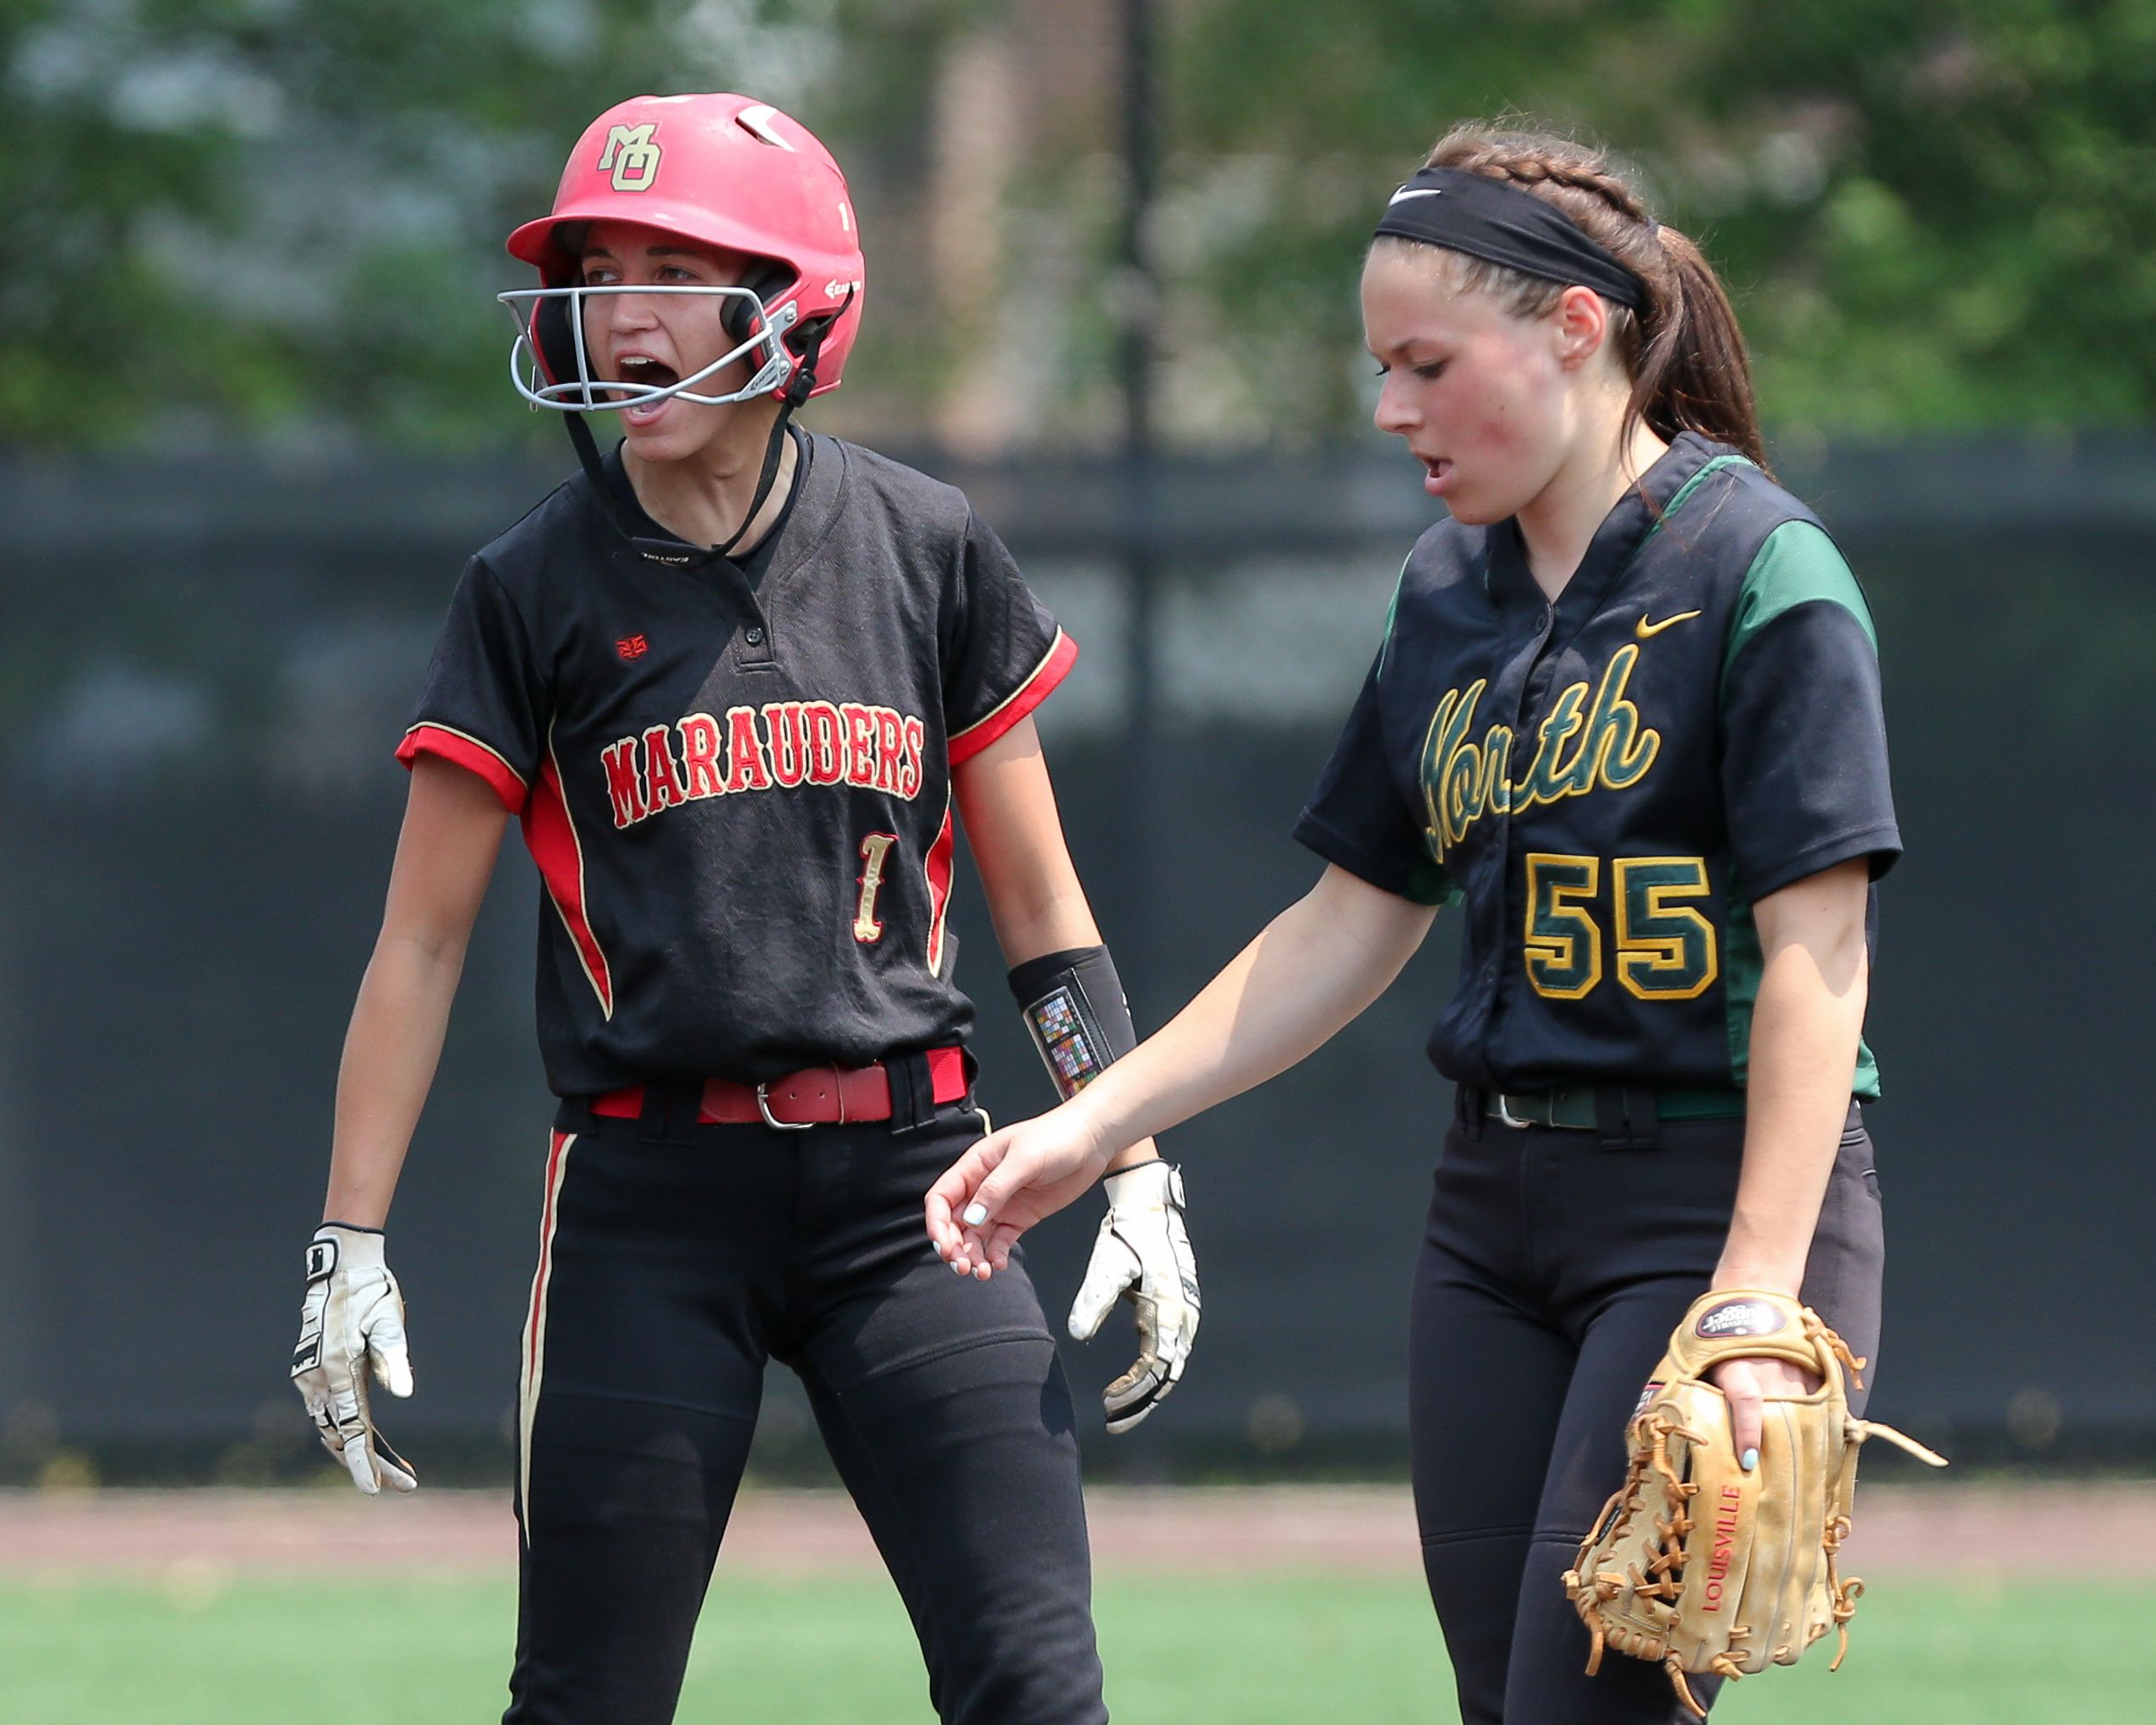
3, 1482, 2151, 1579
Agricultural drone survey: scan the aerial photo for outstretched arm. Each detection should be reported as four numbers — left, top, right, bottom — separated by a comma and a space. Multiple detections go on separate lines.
954, 715, 1198, 1428
927, 862, 1437, 1275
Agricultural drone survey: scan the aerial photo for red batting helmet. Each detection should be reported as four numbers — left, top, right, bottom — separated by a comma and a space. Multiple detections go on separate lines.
500, 92, 866, 411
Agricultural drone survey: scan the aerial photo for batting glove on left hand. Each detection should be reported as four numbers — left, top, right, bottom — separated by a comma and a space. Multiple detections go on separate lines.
291, 1224, 417, 1495
1067, 1160, 1200, 1433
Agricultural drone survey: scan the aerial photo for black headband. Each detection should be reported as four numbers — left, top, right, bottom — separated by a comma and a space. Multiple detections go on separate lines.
1372, 166, 1646, 311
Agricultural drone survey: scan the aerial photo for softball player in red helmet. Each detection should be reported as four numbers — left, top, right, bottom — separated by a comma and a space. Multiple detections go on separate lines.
289, 92, 1197, 1725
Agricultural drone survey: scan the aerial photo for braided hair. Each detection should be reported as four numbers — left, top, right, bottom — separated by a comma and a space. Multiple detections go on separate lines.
1383, 124, 1767, 474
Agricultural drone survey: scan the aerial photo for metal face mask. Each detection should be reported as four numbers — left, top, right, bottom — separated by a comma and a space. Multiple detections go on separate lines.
498, 281, 801, 414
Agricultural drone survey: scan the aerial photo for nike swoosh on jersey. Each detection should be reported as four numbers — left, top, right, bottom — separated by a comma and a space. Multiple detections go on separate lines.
1635, 610, 1703, 639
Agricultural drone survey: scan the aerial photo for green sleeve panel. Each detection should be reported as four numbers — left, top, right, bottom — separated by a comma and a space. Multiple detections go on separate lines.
1721, 520, 1879, 693
1404, 858, 1465, 908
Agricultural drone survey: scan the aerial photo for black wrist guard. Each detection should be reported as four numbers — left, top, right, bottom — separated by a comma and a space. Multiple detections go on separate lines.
1008, 944, 1138, 1100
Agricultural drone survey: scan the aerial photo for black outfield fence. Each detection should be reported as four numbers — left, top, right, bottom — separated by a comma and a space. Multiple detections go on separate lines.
0, 435, 2150, 1480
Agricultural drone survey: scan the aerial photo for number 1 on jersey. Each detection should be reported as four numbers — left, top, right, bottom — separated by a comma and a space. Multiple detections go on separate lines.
854, 832, 900, 943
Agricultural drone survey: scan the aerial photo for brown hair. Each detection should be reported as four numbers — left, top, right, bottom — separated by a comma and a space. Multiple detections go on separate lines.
1384, 123, 1768, 475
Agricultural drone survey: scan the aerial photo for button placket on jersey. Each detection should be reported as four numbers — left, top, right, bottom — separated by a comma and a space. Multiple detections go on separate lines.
705, 553, 778, 671
735, 615, 775, 668
1473, 474, 1671, 1082
1471, 600, 1559, 1078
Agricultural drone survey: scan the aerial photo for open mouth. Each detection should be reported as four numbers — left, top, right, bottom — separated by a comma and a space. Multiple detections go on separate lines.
605, 354, 682, 425
608, 354, 681, 399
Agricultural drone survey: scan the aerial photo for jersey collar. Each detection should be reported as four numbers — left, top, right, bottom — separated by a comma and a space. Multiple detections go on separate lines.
1485, 430, 1728, 632
577, 427, 845, 592
599, 433, 804, 578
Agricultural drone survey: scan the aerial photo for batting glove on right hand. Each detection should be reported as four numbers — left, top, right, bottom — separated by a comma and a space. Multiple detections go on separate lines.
291, 1224, 418, 1495
1067, 1160, 1200, 1433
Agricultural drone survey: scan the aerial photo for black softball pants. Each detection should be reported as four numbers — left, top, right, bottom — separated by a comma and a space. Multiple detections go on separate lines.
502, 1098, 1107, 1725
1409, 1103, 1884, 1724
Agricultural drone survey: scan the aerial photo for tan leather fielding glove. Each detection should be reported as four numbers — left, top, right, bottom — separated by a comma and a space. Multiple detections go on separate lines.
1562, 1290, 1945, 1717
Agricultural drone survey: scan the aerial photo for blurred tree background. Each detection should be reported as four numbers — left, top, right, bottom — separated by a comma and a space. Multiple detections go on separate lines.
7, 0, 2152, 455
4, 1, 2154, 1475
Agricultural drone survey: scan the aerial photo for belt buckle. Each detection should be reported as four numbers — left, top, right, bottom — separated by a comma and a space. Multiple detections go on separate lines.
1493, 1091, 1531, 1129
756, 1065, 845, 1131
756, 1081, 814, 1132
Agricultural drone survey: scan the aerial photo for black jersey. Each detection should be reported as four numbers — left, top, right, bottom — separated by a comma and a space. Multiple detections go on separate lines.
1295, 432, 1898, 1098
397, 432, 1077, 1095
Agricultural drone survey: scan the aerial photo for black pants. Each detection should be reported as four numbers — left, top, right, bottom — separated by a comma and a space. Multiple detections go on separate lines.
504, 1100, 1108, 1725
1409, 1103, 1884, 1724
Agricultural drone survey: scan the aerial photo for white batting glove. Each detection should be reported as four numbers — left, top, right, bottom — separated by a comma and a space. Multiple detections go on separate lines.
290, 1224, 418, 1495
1066, 1160, 1200, 1433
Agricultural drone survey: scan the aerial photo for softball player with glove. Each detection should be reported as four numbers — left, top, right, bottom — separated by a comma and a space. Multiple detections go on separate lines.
288, 91, 1198, 1725
931, 123, 1901, 1722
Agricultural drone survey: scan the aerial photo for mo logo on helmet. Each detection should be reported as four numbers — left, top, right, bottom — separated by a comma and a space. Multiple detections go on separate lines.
597, 124, 661, 192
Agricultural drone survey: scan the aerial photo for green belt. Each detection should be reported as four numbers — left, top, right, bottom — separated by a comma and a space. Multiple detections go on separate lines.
1481, 1084, 1747, 1130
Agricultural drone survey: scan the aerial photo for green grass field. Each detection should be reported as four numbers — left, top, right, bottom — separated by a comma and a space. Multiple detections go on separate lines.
3, 1573, 2147, 1722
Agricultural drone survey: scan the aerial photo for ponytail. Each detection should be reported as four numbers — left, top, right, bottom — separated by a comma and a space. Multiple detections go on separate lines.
1415, 125, 1770, 477
1637, 224, 1765, 471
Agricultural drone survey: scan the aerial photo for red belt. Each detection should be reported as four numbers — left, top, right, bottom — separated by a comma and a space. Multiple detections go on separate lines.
590, 1048, 970, 1130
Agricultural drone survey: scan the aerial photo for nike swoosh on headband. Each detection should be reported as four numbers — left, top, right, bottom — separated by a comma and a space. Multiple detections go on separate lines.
1388, 186, 1444, 205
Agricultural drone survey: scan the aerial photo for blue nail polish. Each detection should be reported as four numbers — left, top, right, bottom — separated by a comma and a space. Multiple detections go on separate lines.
1741, 1447, 1759, 1472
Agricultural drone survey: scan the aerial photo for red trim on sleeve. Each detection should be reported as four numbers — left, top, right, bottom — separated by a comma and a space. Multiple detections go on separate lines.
948, 630, 1080, 766
521, 751, 615, 1017
396, 724, 528, 813
924, 800, 956, 977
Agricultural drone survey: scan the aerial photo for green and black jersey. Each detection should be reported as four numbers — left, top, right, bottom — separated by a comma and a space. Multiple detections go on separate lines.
1295, 431, 1898, 1097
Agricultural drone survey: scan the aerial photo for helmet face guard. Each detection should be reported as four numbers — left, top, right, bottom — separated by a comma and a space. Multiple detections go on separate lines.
500, 282, 802, 413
